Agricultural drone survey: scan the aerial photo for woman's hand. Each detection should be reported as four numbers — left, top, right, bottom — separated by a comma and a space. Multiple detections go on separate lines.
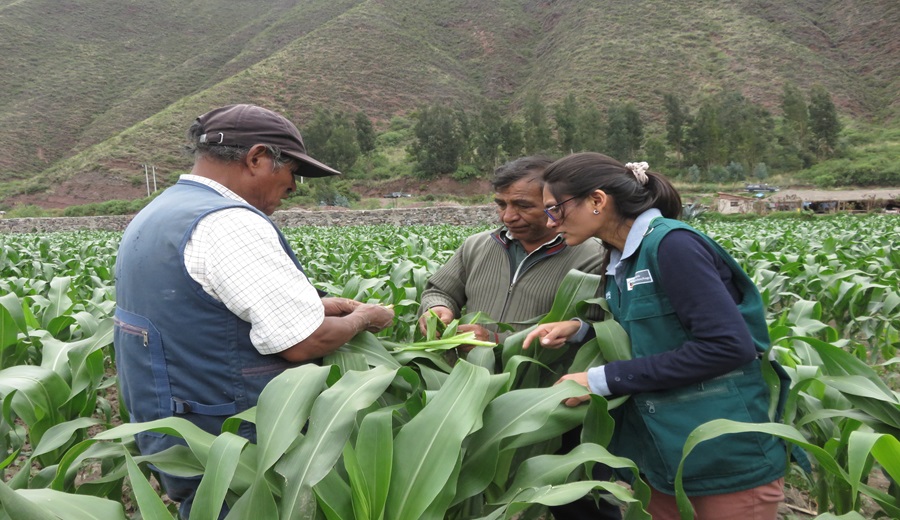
522, 320, 582, 350
555, 372, 592, 407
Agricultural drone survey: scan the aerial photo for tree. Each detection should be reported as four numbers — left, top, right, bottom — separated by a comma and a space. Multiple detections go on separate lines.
606, 103, 643, 162
663, 93, 687, 166
474, 102, 505, 171
574, 103, 604, 152
726, 161, 745, 183
780, 83, 809, 146
410, 104, 464, 177
709, 164, 728, 184
686, 164, 701, 183
742, 105, 775, 172
644, 137, 667, 170
302, 108, 336, 155
808, 85, 842, 158
685, 99, 723, 169
302, 109, 360, 173
321, 121, 360, 173
499, 119, 524, 159
522, 94, 554, 154
554, 93, 579, 153
454, 106, 476, 164
354, 112, 376, 155
717, 91, 774, 171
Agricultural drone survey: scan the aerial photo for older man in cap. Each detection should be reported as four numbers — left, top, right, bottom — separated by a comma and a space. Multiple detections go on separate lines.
113, 104, 394, 517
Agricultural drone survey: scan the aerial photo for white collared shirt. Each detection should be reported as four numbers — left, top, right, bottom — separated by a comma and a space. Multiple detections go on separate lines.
181, 175, 324, 355
588, 208, 663, 396
606, 208, 663, 280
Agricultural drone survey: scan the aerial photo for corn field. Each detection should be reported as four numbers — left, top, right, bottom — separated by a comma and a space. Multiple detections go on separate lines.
0, 215, 898, 519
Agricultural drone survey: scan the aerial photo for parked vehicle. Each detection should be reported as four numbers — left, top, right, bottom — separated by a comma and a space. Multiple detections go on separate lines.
384, 192, 412, 198
745, 183, 780, 192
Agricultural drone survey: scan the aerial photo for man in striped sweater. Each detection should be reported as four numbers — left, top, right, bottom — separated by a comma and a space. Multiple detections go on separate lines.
417, 156, 620, 520
418, 155, 604, 345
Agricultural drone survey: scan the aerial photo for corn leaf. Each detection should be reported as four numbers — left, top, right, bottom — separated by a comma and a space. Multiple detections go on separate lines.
255, 364, 332, 473
124, 451, 174, 520
455, 380, 596, 505
351, 409, 393, 520
191, 432, 249, 520
0, 478, 59, 520
31, 417, 101, 458
277, 366, 396, 519
386, 361, 490, 520
13, 487, 127, 519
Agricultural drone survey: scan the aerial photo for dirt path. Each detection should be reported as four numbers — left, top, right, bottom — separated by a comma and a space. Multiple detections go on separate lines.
768, 188, 900, 201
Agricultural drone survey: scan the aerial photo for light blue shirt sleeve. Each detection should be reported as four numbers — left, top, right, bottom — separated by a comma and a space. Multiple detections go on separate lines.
587, 365, 612, 396
568, 318, 591, 343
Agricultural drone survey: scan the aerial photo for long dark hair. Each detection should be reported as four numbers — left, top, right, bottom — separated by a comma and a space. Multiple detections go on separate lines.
543, 152, 682, 268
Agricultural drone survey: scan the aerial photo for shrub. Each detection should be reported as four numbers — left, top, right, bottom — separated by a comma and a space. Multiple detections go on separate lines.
709, 164, 728, 183
353, 198, 383, 210
686, 164, 701, 183
753, 162, 769, 180
452, 165, 480, 181
6, 204, 49, 218
803, 155, 900, 187
377, 131, 402, 146
388, 116, 413, 131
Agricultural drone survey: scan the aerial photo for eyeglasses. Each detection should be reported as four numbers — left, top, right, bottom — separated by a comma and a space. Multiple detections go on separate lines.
543, 194, 581, 222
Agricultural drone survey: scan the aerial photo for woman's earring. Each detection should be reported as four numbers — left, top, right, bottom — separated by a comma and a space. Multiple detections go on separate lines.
593, 209, 600, 215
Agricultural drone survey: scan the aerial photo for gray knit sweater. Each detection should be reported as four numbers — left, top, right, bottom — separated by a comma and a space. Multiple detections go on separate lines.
420, 228, 605, 340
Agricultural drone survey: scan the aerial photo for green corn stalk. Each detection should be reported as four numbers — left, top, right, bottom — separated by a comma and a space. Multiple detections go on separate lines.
1, 220, 900, 518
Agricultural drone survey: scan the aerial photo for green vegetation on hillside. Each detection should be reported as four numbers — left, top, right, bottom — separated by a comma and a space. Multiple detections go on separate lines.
0, 0, 898, 210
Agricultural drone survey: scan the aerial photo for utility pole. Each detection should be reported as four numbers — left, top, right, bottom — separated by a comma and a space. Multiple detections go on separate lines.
142, 164, 150, 197
151, 165, 157, 192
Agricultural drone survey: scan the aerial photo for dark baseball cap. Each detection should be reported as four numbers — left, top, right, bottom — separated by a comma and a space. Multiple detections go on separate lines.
195, 104, 341, 177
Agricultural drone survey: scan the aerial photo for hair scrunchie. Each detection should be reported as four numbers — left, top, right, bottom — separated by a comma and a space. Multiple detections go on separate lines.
625, 161, 650, 185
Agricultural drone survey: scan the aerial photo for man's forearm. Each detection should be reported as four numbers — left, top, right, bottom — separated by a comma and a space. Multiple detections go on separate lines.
277, 314, 369, 363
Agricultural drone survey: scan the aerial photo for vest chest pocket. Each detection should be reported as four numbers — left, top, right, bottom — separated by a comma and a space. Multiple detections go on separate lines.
622, 293, 674, 321
621, 294, 688, 356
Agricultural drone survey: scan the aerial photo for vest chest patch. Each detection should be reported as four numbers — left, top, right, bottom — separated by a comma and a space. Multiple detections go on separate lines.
627, 269, 654, 291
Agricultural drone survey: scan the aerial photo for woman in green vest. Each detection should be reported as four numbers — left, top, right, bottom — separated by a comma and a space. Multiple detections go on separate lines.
524, 152, 787, 520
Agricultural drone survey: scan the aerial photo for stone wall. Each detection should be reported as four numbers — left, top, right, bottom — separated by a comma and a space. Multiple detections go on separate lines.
0, 205, 500, 234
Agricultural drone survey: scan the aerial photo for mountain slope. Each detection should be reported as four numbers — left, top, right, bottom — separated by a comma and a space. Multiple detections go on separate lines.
0, 0, 360, 177
1, 0, 897, 207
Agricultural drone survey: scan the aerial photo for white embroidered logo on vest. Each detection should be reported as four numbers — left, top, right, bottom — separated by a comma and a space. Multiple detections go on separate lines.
626, 269, 654, 291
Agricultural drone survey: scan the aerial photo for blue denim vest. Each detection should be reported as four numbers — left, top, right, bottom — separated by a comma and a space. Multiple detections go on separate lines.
114, 179, 314, 460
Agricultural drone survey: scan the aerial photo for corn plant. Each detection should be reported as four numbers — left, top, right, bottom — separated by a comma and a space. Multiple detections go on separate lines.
2, 218, 900, 519
0, 233, 118, 481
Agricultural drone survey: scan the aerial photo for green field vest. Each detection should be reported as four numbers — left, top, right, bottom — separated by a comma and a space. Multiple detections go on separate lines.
606, 217, 786, 495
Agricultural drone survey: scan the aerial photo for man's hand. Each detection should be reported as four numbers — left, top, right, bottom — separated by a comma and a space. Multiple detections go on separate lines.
417, 306, 454, 335
353, 303, 395, 332
456, 324, 496, 343
522, 320, 581, 350
455, 323, 498, 353
555, 372, 592, 407
322, 297, 361, 317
